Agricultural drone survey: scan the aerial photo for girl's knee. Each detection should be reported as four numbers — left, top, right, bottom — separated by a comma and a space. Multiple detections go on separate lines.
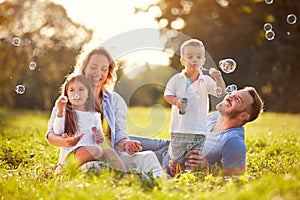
76, 146, 103, 161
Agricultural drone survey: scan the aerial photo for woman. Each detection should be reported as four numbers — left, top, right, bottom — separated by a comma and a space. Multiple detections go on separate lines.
46, 46, 163, 178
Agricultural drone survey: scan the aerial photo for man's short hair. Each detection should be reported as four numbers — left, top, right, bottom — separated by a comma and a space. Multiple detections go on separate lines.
244, 87, 264, 122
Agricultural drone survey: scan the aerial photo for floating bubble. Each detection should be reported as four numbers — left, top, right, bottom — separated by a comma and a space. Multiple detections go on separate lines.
265, 0, 273, 4
29, 61, 37, 71
265, 30, 275, 41
71, 94, 80, 100
287, 14, 297, 25
15, 84, 26, 94
200, 66, 209, 72
12, 37, 21, 47
225, 84, 237, 94
219, 58, 237, 74
215, 87, 222, 96
263, 23, 273, 32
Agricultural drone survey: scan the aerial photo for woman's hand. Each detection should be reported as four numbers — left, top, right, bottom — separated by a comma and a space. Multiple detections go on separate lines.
124, 140, 142, 155
61, 133, 84, 147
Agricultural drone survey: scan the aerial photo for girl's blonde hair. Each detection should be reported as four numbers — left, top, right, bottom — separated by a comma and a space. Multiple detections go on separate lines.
73, 46, 118, 92
60, 73, 100, 136
180, 39, 205, 57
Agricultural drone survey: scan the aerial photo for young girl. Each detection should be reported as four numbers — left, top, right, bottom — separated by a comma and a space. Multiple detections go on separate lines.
53, 74, 104, 166
53, 73, 126, 173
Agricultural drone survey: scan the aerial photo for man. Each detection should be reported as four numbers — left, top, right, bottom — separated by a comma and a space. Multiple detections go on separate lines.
131, 86, 264, 176
185, 86, 263, 176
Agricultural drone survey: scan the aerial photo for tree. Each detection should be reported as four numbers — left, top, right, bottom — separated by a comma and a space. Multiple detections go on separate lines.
0, 0, 93, 110
137, 0, 300, 113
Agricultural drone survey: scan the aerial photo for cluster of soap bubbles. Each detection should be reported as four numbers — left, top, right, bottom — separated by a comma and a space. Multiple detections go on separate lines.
200, 57, 237, 96
264, 0, 297, 40
225, 84, 237, 95
263, 23, 275, 41
12, 37, 38, 95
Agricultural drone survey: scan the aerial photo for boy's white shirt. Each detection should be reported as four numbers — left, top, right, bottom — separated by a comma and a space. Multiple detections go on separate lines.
164, 70, 218, 135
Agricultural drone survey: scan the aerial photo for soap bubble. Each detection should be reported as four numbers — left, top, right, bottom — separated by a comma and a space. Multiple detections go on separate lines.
265, 30, 275, 41
287, 14, 297, 25
12, 37, 21, 47
225, 84, 237, 94
215, 87, 222, 96
200, 66, 209, 72
219, 58, 237, 74
71, 94, 80, 100
265, 0, 273, 4
15, 85, 26, 94
29, 61, 37, 71
263, 23, 273, 32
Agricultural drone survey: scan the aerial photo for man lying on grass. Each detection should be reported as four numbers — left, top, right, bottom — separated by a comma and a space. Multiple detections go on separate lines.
130, 86, 264, 176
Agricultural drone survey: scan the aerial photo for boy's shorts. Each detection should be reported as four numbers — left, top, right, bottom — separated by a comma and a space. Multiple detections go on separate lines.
170, 133, 206, 164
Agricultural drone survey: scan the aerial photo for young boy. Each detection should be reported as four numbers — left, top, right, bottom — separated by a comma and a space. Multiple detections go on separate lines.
164, 39, 226, 175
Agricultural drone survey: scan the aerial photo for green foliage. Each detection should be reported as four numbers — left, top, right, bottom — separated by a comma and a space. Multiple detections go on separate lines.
0, 0, 92, 110
0, 108, 299, 199
148, 0, 300, 113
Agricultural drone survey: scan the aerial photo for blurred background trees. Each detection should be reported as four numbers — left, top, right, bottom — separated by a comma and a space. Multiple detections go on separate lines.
0, 0, 299, 113
144, 0, 300, 113
0, 0, 92, 110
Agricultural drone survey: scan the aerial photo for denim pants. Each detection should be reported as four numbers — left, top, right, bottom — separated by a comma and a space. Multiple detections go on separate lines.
128, 135, 170, 169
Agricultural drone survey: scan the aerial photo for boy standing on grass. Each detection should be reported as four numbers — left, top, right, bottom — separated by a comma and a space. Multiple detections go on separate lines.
164, 39, 226, 175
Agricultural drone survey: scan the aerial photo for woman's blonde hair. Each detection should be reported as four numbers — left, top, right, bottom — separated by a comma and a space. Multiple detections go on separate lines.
73, 46, 118, 92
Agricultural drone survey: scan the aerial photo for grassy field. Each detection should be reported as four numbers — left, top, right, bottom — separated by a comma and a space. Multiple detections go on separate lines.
0, 107, 299, 200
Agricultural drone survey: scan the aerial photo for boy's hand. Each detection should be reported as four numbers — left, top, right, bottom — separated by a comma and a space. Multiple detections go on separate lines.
209, 68, 222, 80
91, 127, 105, 144
175, 98, 184, 111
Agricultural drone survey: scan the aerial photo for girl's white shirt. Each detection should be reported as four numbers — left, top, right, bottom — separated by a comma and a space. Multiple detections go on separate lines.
53, 110, 102, 165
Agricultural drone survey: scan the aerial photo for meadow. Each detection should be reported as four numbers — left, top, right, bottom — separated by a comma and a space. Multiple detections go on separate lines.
0, 107, 299, 200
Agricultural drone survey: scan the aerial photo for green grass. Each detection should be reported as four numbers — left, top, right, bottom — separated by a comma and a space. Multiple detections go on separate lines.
0, 108, 299, 200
